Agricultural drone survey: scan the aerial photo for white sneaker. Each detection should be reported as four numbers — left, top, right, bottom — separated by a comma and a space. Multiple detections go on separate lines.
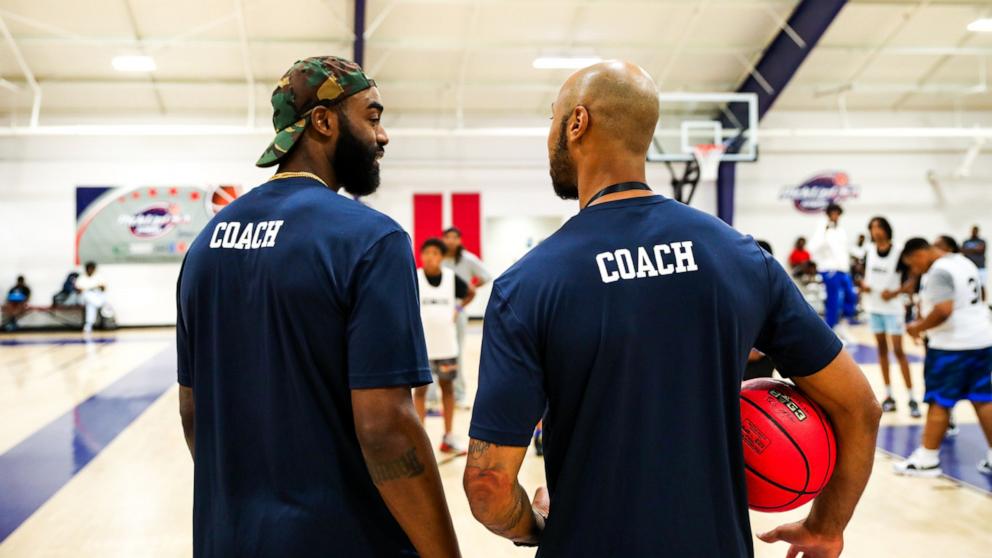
440, 434, 467, 456
978, 460, 992, 475
893, 449, 942, 478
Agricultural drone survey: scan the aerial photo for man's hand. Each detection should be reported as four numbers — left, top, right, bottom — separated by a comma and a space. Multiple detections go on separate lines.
532, 485, 550, 519
906, 320, 924, 340
788, 351, 881, 557
757, 520, 843, 558
880, 289, 895, 301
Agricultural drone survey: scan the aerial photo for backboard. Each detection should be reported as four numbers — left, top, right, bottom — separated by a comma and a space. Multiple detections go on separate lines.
648, 92, 759, 163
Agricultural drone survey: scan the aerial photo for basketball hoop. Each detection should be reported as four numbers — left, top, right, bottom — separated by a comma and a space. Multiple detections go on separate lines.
693, 144, 725, 183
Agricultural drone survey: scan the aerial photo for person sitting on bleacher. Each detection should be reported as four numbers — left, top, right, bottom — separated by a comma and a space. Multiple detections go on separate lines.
3, 275, 31, 331
75, 262, 107, 333
53, 272, 80, 306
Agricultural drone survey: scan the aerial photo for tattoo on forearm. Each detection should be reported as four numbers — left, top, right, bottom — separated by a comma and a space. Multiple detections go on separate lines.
367, 448, 425, 484
491, 484, 532, 535
468, 439, 493, 458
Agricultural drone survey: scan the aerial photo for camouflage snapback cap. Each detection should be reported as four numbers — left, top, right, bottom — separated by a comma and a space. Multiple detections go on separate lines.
256, 56, 376, 168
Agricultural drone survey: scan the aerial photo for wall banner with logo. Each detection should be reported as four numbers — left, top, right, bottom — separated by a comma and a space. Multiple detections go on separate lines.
779, 172, 859, 214
75, 185, 241, 264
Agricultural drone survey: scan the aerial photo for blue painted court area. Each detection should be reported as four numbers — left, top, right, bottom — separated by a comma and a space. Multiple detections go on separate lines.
878, 423, 992, 494
0, 347, 176, 542
846, 343, 923, 365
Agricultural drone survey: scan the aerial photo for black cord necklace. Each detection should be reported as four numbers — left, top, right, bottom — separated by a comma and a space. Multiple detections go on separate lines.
584, 181, 652, 208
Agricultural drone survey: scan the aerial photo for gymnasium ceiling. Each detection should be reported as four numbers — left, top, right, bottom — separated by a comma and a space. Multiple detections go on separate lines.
1, 0, 992, 124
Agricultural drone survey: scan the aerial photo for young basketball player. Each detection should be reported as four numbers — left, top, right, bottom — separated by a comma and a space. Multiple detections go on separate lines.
809, 203, 859, 342
861, 217, 920, 417
894, 238, 992, 477
415, 238, 474, 455
176, 57, 459, 557
464, 61, 881, 557
442, 226, 493, 408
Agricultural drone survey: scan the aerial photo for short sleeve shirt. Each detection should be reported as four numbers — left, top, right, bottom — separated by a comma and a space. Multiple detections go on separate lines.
470, 195, 842, 558
177, 177, 430, 558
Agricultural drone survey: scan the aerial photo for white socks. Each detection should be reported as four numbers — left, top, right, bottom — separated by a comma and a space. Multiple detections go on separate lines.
914, 447, 940, 466
884, 386, 893, 398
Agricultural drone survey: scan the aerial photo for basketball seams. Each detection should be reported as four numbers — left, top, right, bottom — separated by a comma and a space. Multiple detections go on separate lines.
740, 393, 812, 495
744, 465, 819, 495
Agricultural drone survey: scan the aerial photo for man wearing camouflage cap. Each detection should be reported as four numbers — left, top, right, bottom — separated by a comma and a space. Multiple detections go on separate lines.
177, 56, 460, 558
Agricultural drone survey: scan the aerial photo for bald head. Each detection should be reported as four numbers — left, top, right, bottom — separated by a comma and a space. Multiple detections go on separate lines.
556, 61, 660, 154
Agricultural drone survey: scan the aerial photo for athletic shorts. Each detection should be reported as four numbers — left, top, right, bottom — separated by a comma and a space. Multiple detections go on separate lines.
923, 346, 992, 407
430, 358, 458, 382
869, 313, 905, 335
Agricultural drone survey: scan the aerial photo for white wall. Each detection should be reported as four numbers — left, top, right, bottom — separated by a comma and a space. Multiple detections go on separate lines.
1, 110, 990, 325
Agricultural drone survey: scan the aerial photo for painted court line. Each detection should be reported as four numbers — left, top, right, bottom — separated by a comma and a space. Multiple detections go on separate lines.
0, 346, 177, 542
877, 423, 992, 495
0, 336, 173, 347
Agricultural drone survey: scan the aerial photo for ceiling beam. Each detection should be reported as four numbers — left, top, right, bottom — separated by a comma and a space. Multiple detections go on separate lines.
121, 0, 166, 114
353, 0, 367, 66
891, 4, 991, 109
233, 0, 256, 127
0, 13, 41, 126
10, 34, 992, 57
717, 0, 847, 224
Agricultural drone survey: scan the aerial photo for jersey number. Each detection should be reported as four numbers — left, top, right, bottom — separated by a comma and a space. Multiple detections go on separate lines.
968, 277, 980, 305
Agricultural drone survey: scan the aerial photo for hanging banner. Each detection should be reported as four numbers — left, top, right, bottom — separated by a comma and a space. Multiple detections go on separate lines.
75, 185, 241, 264
779, 172, 859, 214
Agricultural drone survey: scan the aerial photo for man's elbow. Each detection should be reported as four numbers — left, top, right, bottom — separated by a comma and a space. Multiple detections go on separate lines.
354, 406, 409, 452
863, 396, 883, 431
463, 467, 514, 525
178, 387, 195, 432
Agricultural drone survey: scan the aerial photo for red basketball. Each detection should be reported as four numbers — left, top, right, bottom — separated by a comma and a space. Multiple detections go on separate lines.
209, 185, 241, 215
740, 378, 836, 512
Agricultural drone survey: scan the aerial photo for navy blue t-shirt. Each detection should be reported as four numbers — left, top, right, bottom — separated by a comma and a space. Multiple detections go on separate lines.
177, 177, 431, 558
470, 194, 842, 558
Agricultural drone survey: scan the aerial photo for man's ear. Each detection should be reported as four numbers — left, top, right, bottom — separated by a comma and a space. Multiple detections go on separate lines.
570, 106, 590, 143
309, 106, 338, 138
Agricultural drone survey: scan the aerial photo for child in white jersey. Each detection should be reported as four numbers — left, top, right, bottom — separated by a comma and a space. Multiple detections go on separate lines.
859, 217, 920, 418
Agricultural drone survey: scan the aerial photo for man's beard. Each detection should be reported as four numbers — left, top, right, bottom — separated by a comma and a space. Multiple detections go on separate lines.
549, 117, 578, 200
333, 115, 383, 197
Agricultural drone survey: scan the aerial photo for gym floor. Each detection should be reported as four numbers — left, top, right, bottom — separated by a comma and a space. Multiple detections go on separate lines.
1, 324, 990, 557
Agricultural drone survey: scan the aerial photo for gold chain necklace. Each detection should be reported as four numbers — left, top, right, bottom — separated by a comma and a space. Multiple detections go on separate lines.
269, 171, 328, 188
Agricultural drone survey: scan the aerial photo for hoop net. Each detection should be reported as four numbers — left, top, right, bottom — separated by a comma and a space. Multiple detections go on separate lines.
693, 144, 725, 182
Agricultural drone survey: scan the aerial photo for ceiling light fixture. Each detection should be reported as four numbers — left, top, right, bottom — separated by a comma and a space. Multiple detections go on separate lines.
532, 56, 602, 70
966, 18, 992, 32
112, 55, 157, 72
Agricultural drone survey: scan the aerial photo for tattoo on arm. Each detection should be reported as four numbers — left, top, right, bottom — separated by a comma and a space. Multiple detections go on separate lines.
490, 484, 532, 536
468, 439, 492, 458
367, 447, 425, 484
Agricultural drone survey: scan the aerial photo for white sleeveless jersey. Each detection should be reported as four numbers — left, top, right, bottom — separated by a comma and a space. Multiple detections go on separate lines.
863, 244, 903, 315
920, 253, 992, 350
418, 268, 459, 360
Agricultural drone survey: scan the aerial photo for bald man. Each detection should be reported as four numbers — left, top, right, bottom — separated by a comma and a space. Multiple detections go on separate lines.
463, 61, 881, 557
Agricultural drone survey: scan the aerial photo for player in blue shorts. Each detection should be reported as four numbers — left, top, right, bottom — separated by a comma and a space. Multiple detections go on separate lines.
462, 60, 882, 558
895, 238, 992, 477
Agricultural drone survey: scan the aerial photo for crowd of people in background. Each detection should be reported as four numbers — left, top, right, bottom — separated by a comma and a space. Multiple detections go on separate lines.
1, 261, 112, 332
773, 206, 992, 478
